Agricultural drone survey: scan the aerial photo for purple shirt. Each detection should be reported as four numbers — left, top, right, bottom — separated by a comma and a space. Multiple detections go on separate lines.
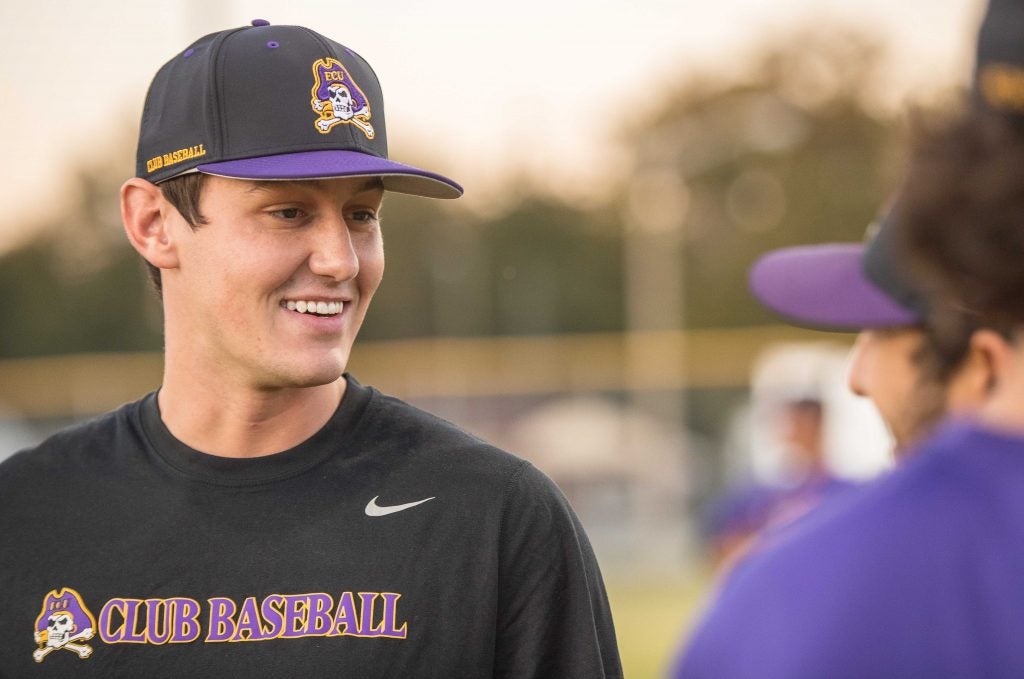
674, 420, 1024, 678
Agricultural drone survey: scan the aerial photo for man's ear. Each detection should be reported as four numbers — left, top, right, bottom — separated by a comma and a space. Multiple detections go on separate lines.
971, 329, 1013, 395
121, 178, 180, 270
945, 329, 1011, 413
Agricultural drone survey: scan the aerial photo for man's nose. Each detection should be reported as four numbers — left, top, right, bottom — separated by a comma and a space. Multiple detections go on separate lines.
308, 215, 359, 280
847, 331, 872, 397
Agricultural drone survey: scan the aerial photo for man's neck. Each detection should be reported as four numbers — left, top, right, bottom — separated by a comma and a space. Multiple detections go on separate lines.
156, 377, 347, 458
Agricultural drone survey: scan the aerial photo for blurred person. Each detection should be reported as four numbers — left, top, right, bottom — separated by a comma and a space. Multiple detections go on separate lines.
692, 204, 989, 580
755, 397, 857, 526
777, 398, 825, 474
0, 21, 621, 676
673, 165, 1002, 679
748, 211, 988, 456
703, 396, 857, 572
674, 1, 1024, 675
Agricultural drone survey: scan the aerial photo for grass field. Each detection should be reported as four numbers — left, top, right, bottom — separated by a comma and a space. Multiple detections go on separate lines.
605, 570, 714, 678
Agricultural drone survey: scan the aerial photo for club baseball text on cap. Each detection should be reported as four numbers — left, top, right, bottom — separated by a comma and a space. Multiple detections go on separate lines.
748, 204, 926, 332
136, 19, 462, 199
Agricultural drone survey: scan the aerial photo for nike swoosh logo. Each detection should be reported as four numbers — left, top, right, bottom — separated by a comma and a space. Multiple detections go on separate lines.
364, 495, 436, 517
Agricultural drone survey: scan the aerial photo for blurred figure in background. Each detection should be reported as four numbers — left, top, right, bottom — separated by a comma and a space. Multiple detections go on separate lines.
754, 397, 854, 528
692, 205, 987, 584
675, 197, 996, 676
674, 1, 1024, 675
703, 394, 858, 573
747, 207, 987, 456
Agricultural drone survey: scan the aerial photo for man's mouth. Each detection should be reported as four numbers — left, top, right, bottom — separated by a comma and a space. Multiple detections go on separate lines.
282, 300, 344, 317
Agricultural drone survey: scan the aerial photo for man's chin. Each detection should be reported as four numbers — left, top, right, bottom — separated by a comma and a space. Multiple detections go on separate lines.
259, 363, 348, 391
292, 369, 347, 389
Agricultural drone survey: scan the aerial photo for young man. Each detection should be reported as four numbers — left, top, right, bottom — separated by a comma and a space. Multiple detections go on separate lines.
674, 2, 1024, 675
747, 209, 988, 455
674, 208, 1000, 679
0, 21, 622, 676
691, 206, 979, 578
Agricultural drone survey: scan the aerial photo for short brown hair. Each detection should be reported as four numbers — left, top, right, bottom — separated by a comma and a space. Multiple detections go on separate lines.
899, 108, 1024, 333
144, 173, 209, 294
913, 309, 979, 386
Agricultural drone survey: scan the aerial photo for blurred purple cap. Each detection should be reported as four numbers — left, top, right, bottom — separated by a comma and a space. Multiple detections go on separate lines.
749, 243, 919, 331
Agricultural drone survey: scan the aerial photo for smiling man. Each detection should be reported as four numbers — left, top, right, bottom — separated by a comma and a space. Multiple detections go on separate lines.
0, 21, 621, 677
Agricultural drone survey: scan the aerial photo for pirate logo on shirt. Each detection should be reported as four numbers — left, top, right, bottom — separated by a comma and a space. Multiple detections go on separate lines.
310, 57, 375, 139
33, 588, 96, 663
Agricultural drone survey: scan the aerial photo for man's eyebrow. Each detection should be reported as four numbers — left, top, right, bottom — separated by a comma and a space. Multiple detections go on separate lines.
244, 178, 385, 194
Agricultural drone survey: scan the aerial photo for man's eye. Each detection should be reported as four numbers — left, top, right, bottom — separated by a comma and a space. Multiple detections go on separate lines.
272, 208, 304, 219
349, 209, 378, 223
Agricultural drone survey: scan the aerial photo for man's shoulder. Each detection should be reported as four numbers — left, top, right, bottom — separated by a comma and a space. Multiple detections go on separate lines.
0, 398, 144, 482
676, 479, 913, 677
348, 383, 578, 529
740, 440, 969, 585
677, 422, 1024, 678
675, 421, 1024, 675
754, 419, 1014, 560
359, 384, 523, 465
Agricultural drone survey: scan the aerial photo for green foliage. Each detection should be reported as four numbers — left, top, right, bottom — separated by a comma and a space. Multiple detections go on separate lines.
0, 167, 162, 358
0, 239, 162, 358
361, 194, 623, 339
623, 28, 900, 329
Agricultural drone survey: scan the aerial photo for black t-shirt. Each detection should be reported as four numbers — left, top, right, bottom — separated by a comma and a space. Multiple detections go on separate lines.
0, 376, 621, 677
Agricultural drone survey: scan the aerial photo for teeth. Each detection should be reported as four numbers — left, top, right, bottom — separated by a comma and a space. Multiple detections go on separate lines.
283, 300, 343, 316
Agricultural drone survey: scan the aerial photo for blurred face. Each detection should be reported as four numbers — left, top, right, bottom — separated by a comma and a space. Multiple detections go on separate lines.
163, 175, 385, 390
778, 401, 824, 471
847, 328, 948, 454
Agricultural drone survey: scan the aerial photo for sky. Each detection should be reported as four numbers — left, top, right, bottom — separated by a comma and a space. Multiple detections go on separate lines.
0, 0, 983, 251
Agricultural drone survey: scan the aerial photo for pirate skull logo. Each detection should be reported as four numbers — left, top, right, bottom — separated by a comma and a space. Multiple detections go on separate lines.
46, 612, 75, 645
329, 84, 355, 119
33, 588, 96, 663
310, 57, 375, 139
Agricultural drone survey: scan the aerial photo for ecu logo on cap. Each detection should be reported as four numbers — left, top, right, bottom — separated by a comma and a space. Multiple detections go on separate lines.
310, 58, 375, 139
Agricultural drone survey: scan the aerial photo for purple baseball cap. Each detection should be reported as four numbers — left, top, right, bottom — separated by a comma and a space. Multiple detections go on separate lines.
136, 20, 462, 199
749, 206, 926, 331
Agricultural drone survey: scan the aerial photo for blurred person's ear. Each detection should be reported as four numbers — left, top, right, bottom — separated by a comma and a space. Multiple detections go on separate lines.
949, 329, 1014, 413
121, 178, 180, 271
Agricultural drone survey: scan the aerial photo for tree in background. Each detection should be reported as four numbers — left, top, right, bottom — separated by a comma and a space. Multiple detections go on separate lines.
622, 27, 904, 330
0, 155, 163, 358
362, 192, 624, 339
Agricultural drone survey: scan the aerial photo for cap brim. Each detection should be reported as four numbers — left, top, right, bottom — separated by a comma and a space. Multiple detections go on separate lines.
749, 244, 919, 331
197, 149, 463, 199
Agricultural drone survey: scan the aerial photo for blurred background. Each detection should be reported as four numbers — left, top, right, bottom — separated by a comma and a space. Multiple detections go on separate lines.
0, 0, 984, 675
